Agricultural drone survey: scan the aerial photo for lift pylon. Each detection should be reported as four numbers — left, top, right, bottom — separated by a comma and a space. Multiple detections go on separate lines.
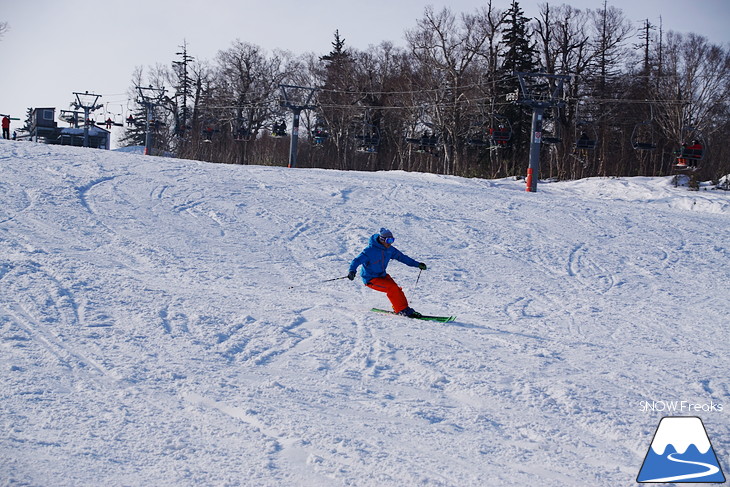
136, 85, 167, 155
513, 72, 569, 192
279, 84, 318, 168
72, 91, 104, 148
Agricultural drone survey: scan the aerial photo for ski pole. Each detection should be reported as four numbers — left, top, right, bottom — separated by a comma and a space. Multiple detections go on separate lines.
415, 269, 422, 289
288, 275, 349, 290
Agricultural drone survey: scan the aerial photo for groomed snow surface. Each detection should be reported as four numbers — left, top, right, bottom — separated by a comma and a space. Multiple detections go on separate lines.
1, 141, 728, 486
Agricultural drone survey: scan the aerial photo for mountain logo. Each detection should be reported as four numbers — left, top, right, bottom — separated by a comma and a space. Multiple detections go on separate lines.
637, 416, 726, 483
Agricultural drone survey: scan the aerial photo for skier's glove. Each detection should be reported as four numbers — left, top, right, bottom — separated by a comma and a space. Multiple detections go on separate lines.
348, 270, 356, 280
418, 263, 427, 270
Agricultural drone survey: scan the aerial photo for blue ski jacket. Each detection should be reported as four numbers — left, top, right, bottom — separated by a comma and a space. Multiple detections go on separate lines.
349, 233, 421, 284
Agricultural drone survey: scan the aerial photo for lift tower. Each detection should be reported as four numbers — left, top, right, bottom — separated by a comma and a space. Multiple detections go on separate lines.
72, 91, 104, 148
136, 85, 167, 155
514, 72, 569, 192
279, 85, 318, 168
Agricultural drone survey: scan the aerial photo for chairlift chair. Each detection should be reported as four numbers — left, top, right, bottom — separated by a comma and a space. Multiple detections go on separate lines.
466, 123, 491, 147
673, 126, 705, 168
174, 122, 192, 137
541, 110, 562, 145
575, 120, 597, 151
150, 119, 166, 132
466, 114, 512, 148
272, 119, 288, 138
631, 120, 657, 150
201, 123, 220, 142
231, 119, 252, 142
405, 116, 440, 154
406, 130, 440, 154
311, 119, 329, 146
489, 114, 512, 146
355, 123, 380, 153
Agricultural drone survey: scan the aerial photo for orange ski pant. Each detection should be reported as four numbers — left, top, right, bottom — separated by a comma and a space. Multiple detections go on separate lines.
366, 275, 409, 313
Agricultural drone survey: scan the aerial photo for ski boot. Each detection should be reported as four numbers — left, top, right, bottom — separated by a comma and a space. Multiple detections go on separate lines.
398, 307, 422, 319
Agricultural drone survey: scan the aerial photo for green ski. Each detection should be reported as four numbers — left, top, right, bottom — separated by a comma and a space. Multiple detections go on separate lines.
370, 308, 456, 323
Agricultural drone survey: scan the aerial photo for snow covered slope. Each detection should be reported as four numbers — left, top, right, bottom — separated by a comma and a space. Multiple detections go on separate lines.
1, 140, 728, 486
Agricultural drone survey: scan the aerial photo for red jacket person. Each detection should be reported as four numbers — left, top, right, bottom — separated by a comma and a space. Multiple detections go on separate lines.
2, 115, 10, 140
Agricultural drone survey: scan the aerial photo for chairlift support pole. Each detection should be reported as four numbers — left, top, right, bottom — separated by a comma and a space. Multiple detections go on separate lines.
514, 72, 569, 192
136, 85, 167, 155
72, 91, 103, 148
279, 84, 318, 168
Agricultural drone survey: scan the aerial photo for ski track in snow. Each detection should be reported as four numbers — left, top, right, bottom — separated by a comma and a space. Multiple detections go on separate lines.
0, 140, 728, 486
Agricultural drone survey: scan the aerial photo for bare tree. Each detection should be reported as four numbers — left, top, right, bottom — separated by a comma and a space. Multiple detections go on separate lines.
405, 5, 498, 175
534, 4, 595, 179
214, 41, 289, 164
652, 32, 730, 178
121, 2, 730, 181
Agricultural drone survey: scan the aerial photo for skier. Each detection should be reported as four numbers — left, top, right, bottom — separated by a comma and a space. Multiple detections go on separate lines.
348, 228, 427, 318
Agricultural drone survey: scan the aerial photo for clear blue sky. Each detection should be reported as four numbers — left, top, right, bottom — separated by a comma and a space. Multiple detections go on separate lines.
1, 0, 728, 130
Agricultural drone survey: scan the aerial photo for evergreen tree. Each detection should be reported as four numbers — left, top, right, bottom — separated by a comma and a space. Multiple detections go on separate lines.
321, 30, 349, 68
500, 1, 537, 76
119, 69, 148, 148
22, 108, 33, 133
317, 30, 359, 168
498, 1, 538, 167
172, 40, 195, 138
319, 30, 355, 98
118, 104, 147, 148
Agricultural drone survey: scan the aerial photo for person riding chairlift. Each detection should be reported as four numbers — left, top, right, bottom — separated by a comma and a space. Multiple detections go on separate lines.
677, 139, 703, 168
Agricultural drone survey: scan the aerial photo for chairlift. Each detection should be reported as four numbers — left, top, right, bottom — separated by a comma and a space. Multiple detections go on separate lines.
467, 113, 512, 147
406, 130, 441, 154
574, 120, 597, 151
405, 114, 440, 154
631, 120, 657, 150
174, 122, 192, 137
489, 114, 512, 147
673, 126, 705, 168
150, 119, 166, 132
231, 119, 252, 142
272, 119, 288, 138
201, 123, 219, 142
354, 123, 380, 153
311, 119, 329, 146
98, 103, 124, 128
60, 110, 79, 127
99, 111, 121, 129
541, 108, 562, 145
466, 122, 491, 147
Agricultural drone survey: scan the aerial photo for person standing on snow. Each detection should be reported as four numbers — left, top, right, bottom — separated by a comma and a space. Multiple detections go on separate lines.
348, 228, 427, 318
2, 115, 10, 140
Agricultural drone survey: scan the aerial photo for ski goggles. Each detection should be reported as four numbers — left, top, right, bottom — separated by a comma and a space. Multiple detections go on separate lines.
380, 236, 395, 244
